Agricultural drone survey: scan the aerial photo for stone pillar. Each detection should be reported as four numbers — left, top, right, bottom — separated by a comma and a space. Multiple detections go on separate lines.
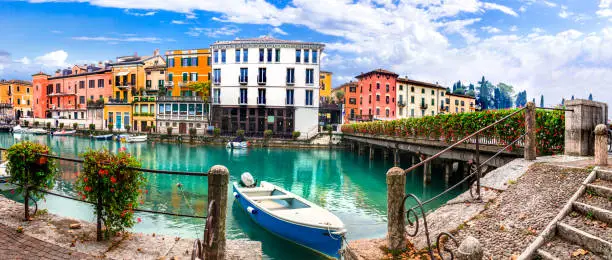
421, 154, 431, 184
206, 165, 229, 260
411, 154, 416, 165
524, 102, 536, 160
594, 124, 608, 166
386, 167, 406, 251
358, 144, 364, 155
369, 146, 374, 161
383, 149, 389, 160
393, 149, 400, 166
444, 162, 452, 183
565, 99, 609, 156
456, 236, 483, 260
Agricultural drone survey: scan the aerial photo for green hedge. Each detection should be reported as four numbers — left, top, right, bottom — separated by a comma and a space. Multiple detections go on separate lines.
341, 109, 564, 155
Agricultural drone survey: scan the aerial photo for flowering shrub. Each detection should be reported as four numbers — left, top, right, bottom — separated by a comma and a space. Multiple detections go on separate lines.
6, 142, 58, 200
75, 149, 146, 239
341, 109, 564, 155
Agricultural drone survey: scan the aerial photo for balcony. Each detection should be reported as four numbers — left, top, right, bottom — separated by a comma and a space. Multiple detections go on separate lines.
107, 98, 129, 104
213, 79, 221, 86
157, 96, 203, 102
48, 92, 76, 97
157, 113, 208, 121
165, 81, 175, 88
86, 99, 105, 108
398, 100, 406, 107
286, 79, 295, 86
115, 82, 133, 89
132, 112, 155, 117
133, 96, 157, 102
257, 76, 266, 85
440, 105, 449, 112
238, 76, 248, 85
420, 103, 428, 110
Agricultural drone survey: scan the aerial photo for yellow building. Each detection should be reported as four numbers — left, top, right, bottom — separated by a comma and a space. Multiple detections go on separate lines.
106, 50, 165, 131
0, 80, 32, 119
445, 93, 476, 114
396, 78, 446, 118
319, 71, 332, 100
165, 49, 211, 97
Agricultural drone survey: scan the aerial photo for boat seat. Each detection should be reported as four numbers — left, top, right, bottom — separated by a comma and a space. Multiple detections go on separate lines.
250, 195, 294, 201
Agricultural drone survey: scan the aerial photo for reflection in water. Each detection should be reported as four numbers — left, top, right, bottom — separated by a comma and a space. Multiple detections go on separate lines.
0, 133, 467, 260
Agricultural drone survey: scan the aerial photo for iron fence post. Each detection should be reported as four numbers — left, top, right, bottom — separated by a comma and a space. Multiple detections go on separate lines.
24, 155, 30, 221
475, 133, 481, 199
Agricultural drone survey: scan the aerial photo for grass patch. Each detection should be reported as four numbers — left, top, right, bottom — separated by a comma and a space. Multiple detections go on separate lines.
585, 211, 594, 221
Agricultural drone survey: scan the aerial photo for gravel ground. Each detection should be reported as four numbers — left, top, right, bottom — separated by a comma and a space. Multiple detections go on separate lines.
449, 163, 590, 258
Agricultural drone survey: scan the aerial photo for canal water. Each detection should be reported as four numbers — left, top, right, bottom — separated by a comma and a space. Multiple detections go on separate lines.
0, 133, 466, 259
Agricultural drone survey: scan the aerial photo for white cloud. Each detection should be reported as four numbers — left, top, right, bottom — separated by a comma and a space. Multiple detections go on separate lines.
50, 30, 62, 34
272, 27, 288, 35
519, 5, 527, 12
481, 26, 501, 34
72, 36, 163, 43
171, 20, 186, 24
441, 18, 482, 43
16, 57, 31, 65
600, 0, 611, 8
124, 9, 156, 16
186, 26, 240, 38
559, 5, 573, 18
481, 2, 519, 17
543, 1, 557, 7
509, 25, 518, 32
532, 27, 546, 34
34, 50, 68, 67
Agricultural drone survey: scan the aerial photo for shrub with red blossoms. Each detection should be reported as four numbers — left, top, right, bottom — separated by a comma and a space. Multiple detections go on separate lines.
75, 149, 145, 239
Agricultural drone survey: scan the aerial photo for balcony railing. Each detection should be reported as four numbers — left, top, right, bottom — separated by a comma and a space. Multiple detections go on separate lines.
48, 92, 76, 97
157, 113, 208, 121
420, 103, 428, 110
107, 98, 129, 104
238, 76, 248, 85
157, 96, 203, 102
398, 100, 406, 107
257, 97, 266, 105
133, 96, 157, 102
285, 99, 294, 106
238, 97, 247, 105
165, 81, 175, 88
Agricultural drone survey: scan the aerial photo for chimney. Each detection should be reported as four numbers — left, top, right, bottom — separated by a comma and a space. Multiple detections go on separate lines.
153, 49, 159, 56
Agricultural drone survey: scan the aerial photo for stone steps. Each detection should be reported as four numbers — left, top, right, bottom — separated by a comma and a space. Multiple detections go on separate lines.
536, 236, 604, 260
572, 201, 612, 224
556, 222, 612, 259
586, 183, 612, 199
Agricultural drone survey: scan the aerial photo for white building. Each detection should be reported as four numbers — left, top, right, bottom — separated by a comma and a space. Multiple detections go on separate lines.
210, 37, 324, 138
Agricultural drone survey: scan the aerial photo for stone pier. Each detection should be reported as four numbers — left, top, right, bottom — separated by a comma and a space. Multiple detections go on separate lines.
369, 146, 374, 160
393, 149, 400, 166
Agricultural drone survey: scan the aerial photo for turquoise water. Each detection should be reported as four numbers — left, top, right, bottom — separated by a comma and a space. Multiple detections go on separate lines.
0, 133, 467, 259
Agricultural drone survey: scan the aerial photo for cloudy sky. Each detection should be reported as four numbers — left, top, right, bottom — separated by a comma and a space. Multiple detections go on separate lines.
1, 0, 611, 108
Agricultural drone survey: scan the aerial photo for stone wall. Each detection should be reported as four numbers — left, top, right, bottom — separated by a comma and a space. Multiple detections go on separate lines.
564, 99, 608, 156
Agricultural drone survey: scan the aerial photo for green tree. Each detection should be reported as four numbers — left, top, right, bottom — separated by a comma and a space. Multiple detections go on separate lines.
540, 94, 544, 107
335, 90, 345, 103
515, 90, 527, 108
187, 81, 211, 102
588, 93, 593, 101
477, 76, 493, 110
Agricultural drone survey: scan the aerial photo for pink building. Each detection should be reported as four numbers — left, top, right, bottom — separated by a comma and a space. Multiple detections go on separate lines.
31, 64, 113, 119
355, 69, 398, 120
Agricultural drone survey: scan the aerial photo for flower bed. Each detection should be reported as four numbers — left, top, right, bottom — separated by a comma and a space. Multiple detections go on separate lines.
341, 109, 564, 155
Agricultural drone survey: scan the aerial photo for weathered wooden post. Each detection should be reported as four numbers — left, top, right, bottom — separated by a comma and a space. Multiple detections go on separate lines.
386, 167, 406, 251
206, 165, 229, 260
524, 102, 536, 160
594, 124, 608, 166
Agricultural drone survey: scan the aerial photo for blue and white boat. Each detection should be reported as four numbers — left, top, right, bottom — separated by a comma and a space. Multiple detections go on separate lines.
233, 173, 346, 258
92, 134, 113, 140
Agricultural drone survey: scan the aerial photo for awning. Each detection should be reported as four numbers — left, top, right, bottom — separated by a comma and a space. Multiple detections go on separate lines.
116, 71, 129, 76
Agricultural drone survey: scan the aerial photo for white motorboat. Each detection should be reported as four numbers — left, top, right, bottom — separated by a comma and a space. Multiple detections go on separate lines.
27, 128, 48, 135
125, 135, 147, 143
12, 125, 25, 133
226, 141, 250, 149
52, 130, 76, 136
233, 173, 346, 258
92, 134, 113, 140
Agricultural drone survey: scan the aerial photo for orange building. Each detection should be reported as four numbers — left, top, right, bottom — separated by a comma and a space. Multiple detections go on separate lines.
337, 81, 359, 122
0, 79, 33, 119
165, 49, 211, 97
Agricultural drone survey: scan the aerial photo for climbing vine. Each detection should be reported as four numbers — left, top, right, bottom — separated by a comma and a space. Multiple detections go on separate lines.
75, 149, 146, 239
341, 109, 565, 155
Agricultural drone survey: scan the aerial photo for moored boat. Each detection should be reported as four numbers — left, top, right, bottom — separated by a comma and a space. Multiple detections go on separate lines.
52, 130, 76, 136
233, 173, 346, 258
12, 125, 25, 133
28, 128, 48, 135
226, 141, 250, 149
125, 135, 147, 143
92, 134, 113, 140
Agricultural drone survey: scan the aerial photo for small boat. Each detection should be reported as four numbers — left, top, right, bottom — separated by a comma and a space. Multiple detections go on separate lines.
226, 141, 250, 149
125, 135, 147, 143
233, 173, 346, 258
92, 134, 113, 140
0, 162, 16, 191
12, 125, 25, 133
52, 130, 76, 136
114, 134, 129, 141
27, 128, 48, 135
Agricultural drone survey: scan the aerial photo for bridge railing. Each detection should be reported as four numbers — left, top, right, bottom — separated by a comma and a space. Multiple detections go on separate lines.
0, 147, 228, 259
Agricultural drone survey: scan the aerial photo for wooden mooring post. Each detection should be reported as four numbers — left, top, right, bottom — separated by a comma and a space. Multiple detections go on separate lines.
206, 165, 229, 260
386, 167, 406, 251
524, 102, 536, 160
594, 124, 608, 166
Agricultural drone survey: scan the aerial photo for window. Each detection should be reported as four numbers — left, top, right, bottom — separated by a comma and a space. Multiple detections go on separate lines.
349, 86, 357, 93
275, 49, 280, 62
432, 111, 435, 116
236, 49, 241, 62
376, 95, 380, 101
411, 86, 415, 92
259, 49, 264, 62
192, 57, 198, 66
411, 109, 414, 117
214, 50, 219, 63
258, 68, 267, 84
455, 100, 459, 105
296, 49, 301, 62
312, 50, 318, 64
239, 88, 247, 104
89, 80, 95, 88
305, 69, 314, 84
182, 73, 188, 82
399, 95, 403, 103
213, 69, 221, 84
386, 109, 390, 117
399, 85, 403, 91
207, 56, 211, 65
257, 88, 266, 104
190, 73, 198, 82
305, 90, 314, 105
286, 68, 295, 84
79, 96, 85, 104
267, 48, 272, 62
386, 84, 389, 92
55, 83, 60, 93
213, 89, 221, 103
421, 88, 425, 94
369, 95, 372, 103
349, 98, 356, 104
304, 50, 310, 63
421, 97, 425, 105
98, 79, 104, 88
168, 73, 173, 82
461, 101, 465, 106
399, 107, 403, 116
386, 96, 390, 104
167, 58, 174, 67
240, 68, 248, 83
369, 84, 372, 91
431, 90, 435, 95
182, 58, 189, 66
376, 108, 380, 115
131, 74, 136, 85
441, 92, 445, 96
376, 83, 380, 89
431, 98, 435, 106
221, 50, 226, 63
286, 89, 294, 105
79, 81, 85, 89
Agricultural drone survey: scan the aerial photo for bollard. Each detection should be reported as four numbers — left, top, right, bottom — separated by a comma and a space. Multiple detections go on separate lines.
456, 236, 483, 260
206, 165, 229, 260
386, 167, 406, 251
594, 124, 608, 166
524, 102, 536, 160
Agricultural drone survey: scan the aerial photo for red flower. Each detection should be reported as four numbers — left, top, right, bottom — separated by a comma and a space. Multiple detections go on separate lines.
144, 190, 148, 194
84, 186, 92, 192
110, 188, 115, 193
98, 169, 108, 176
84, 177, 88, 182
110, 176, 117, 184
10, 189, 15, 194
137, 218, 141, 223
119, 147, 127, 152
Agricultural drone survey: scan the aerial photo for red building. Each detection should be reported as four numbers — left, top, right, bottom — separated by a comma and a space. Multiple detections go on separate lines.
31, 64, 113, 119
355, 69, 398, 120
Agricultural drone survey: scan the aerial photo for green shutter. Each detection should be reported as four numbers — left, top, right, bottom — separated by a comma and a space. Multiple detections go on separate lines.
168, 74, 173, 82
183, 73, 188, 82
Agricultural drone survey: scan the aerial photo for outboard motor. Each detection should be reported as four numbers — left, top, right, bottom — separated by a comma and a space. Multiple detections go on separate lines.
240, 172, 256, 188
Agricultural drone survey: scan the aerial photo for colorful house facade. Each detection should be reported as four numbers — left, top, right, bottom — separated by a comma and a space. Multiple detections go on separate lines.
0, 80, 33, 119
165, 49, 211, 97
396, 77, 446, 118
319, 71, 332, 101
445, 93, 476, 114
355, 69, 398, 120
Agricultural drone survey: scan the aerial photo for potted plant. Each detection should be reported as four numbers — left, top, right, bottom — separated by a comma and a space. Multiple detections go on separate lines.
46, 122, 51, 130
167, 127, 173, 135
292, 131, 301, 140
73, 123, 78, 130
59, 123, 64, 130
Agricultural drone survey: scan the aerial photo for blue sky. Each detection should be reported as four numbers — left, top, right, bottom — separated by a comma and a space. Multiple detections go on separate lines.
1, 0, 612, 108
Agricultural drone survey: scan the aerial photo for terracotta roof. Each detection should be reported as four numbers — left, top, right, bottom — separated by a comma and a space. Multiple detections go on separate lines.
397, 77, 446, 89
320, 70, 333, 74
48, 69, 112, 80
447, 92, 476, 99
31, 72, 50, 77
355, 69, 398, 79
0, 79, 32, 85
